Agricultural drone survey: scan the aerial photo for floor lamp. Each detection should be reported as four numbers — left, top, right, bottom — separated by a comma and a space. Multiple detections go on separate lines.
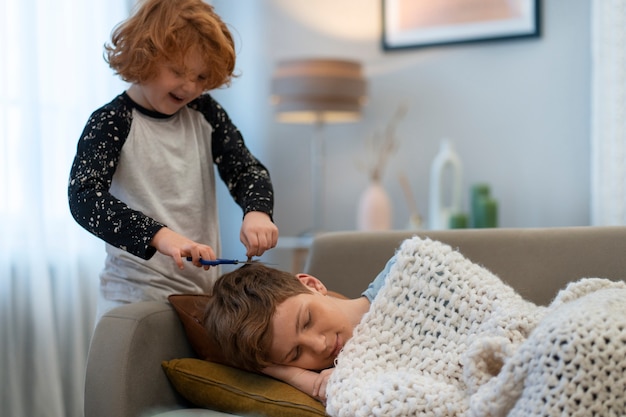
271, 58, 367, 234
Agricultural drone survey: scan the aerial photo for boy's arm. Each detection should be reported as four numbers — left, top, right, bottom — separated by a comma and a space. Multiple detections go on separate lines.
263, 365, 334, 405
68, 102, 164, 259
193, 94, 274, 217
194, 94, 278, 257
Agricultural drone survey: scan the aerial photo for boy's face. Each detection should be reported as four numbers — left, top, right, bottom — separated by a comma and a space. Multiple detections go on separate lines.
267, 283, 354, 371
128, 50, 208, 115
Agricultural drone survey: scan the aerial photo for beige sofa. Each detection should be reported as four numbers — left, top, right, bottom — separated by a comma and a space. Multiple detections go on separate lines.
84, 226, 626, 417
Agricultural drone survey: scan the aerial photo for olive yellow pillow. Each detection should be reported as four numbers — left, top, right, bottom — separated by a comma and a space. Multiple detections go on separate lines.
162, 358, 327, 417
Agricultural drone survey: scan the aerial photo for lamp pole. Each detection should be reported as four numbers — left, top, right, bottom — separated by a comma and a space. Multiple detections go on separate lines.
310, 117, 325, 234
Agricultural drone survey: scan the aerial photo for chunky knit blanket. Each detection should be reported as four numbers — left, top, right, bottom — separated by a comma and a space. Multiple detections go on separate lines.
325, 237, 626, 417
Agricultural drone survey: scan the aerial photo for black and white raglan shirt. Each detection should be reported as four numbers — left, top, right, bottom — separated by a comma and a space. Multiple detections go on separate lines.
68, 92, 274, 303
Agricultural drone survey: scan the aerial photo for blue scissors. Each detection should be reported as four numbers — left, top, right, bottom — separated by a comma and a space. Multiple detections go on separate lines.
185, 257, 269, 266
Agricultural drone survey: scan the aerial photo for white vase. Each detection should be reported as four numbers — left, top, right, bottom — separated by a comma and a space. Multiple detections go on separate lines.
429, 139, 462, 230
357, 181, 392, 230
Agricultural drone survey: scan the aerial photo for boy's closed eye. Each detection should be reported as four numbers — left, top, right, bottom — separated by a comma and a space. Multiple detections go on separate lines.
290, 347, 300, 363
287, 309, 312, 363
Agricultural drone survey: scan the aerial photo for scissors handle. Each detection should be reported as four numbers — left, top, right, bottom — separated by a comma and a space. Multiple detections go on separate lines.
185, 257, 238, 266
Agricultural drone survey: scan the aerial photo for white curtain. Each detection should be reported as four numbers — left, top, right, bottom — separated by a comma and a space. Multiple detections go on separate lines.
1, 1, 129, 416
591, 0, 626, 225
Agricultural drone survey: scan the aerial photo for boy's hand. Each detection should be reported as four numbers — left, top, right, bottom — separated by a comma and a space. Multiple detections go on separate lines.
240, 211, 278, 258
262, 364, 333, 405
151, 227, 216, 270
311, 368, 334, 404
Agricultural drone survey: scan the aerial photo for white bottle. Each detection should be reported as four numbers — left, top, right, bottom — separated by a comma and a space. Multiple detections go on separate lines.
429, 139, 462, 230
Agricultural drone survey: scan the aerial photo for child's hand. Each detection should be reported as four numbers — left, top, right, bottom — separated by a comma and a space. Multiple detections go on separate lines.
262, 364, 333, 405
240, 211, 278, 257
151, 227, 216, 270
311, 368, 334, 405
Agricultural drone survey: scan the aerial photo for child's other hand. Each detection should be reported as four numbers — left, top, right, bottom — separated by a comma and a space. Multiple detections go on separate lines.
262, 364, 332, 405
311, 368, 334, 405
240, 211, 278, 257
151, 227, 216, 270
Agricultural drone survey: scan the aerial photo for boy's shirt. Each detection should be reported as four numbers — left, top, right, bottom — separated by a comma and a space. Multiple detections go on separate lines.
68, 92, 273, 302
362, 256, 397, 302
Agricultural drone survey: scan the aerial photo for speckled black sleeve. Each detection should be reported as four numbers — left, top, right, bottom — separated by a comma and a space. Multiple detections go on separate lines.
67, 94, 164, 259
191, 94, 274, 219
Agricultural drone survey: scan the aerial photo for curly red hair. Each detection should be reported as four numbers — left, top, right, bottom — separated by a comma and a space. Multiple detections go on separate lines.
104, 0, 236, 90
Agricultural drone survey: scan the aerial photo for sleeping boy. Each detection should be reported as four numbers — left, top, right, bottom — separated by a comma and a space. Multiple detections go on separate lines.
202, 260, 391, 403
203, 237, 626, 415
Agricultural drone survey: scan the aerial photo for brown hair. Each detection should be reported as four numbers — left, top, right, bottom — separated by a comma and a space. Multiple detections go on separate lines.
203, 263, 311, 373
104, 0, 236, 90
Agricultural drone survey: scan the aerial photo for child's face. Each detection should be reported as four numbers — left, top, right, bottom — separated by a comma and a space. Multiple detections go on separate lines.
130, 50, 208, 115
267, 289, 354, 371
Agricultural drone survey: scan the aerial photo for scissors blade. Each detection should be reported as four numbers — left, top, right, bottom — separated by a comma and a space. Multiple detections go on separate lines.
186, 257, 273, 266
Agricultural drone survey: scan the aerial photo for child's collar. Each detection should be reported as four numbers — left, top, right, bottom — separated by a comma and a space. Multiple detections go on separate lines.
122, 91, 176, 119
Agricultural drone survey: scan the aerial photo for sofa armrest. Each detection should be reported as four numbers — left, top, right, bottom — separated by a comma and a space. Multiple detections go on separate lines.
85, 301, 195, 417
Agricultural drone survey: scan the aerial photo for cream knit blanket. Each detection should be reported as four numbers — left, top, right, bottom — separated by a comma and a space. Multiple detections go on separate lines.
325, 237, 626, 417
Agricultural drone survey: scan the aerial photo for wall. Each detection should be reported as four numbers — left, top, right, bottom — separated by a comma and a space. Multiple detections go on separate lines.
213, 0, 592, 269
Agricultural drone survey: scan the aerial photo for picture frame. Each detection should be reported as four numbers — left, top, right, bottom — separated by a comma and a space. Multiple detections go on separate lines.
382, 0, 540, 51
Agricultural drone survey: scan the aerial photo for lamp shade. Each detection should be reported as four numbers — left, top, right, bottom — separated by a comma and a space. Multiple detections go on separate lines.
271, 58, 367, 123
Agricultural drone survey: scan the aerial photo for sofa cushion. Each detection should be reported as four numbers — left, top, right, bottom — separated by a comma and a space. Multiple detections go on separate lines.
168, 294, 226, 363
162, 358, 326, 417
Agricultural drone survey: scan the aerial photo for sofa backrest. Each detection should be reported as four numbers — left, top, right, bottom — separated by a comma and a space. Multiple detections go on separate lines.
304, 227, 626, 305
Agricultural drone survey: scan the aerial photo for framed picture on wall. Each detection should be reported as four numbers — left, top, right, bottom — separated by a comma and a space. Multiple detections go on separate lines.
382, 0, 540, 50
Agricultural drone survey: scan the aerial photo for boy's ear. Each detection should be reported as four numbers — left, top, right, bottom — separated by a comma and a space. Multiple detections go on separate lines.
295, 274, 327, 295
